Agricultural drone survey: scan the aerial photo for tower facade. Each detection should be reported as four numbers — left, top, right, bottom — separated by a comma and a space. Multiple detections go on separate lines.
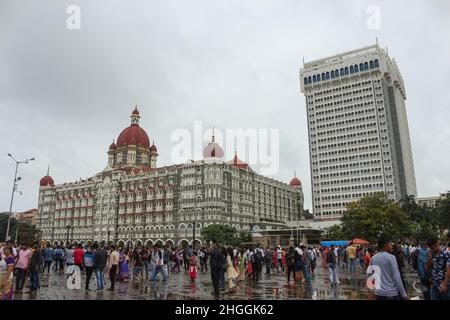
300, 44, 416, 221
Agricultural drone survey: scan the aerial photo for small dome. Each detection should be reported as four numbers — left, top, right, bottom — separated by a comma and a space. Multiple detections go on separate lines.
150, 142, 157, 152
290, 177, 301, 187
109, 141, 116, 150
40, 176, 54, 187
132, 106, 140, 115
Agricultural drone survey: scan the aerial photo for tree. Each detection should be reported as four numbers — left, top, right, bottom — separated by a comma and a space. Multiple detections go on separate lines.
339, 193, 412, 243
324, 224, 346, 240
201, 224, 245, 247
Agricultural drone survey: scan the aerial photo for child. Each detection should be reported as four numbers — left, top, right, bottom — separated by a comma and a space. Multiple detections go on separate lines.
189, 251, 197, 282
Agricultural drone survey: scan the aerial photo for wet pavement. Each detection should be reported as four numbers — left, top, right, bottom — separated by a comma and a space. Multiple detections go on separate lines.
14, 259, 423, 300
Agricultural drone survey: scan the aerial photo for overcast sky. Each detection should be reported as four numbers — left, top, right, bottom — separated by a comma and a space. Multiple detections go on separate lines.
1, 0, 449, 213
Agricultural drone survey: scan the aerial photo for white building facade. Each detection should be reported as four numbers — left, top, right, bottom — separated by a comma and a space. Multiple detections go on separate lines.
300, 44, 417, 221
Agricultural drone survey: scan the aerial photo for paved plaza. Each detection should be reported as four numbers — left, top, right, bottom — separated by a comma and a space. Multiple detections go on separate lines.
14, 259, 423, 300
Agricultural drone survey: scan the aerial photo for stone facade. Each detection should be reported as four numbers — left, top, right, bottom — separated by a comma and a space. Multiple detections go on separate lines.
37, 108, 304, 248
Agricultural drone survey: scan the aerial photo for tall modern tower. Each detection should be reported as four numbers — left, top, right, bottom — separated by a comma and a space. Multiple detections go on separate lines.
300, 43, 416, 221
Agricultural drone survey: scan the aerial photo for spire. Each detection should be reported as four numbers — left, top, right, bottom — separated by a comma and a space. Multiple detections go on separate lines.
130, 105, 140, 125
212, 127, 215, 142
294, 169, 297, 178
46, 165, 50, 176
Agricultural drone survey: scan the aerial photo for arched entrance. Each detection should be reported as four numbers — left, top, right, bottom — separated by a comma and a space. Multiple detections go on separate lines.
178, 239, 189, 249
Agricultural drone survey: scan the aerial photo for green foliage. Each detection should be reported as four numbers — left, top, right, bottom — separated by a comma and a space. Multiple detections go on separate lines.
326, 193, 412, 243
200, 224, 248, 247
324, 224, 346, 240
0, 213, 39, 244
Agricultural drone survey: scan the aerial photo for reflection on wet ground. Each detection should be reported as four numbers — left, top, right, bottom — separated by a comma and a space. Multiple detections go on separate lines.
15, 259, 423, 300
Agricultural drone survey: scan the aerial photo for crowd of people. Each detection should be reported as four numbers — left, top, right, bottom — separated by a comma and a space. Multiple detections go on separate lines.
0, 237, 448, 300
318, 237, 450, 300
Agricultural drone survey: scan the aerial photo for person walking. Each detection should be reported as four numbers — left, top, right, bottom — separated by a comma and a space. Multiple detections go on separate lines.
209, 244, 224, 298
369, 237, 408, 300
302, 245, 312, 284
133, 247, 143, 282
52, 246, 64, 271
0, 246, 15, 300
264, 247, 272, 275
327, 245, 338, 287
83, 246, 95, 291
74, 244, 84, 271
150, 245, 167, 284
65, 245, 75, 269
416, 242, 432, 300
189, 251, 198, 282
140, 246, 150, 279
29, 242, 42, 292
285, 247, 296, 284
14, 243, 32, 293
226, 247, 238, 293
93, 244, 107, 292
42, 243, 53, 274
426, 238, 450, 300
346, 242, 357, 275
108, 245, 120, 291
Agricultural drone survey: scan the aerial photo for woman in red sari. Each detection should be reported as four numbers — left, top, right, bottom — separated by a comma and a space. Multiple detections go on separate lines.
189, 251, 197, 282
322, 247, 329, 269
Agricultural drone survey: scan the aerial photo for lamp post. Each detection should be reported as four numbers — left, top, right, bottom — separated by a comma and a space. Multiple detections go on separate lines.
66, 225, 72, 246
107, 230, 111, 245
5, 154, 34, 242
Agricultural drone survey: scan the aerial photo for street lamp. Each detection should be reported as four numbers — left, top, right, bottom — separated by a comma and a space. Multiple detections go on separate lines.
66, 225, 72, 246
5, 154, 35, 241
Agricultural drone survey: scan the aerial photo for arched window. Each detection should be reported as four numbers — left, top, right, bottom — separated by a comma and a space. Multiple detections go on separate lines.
340, 68, 344, 76
331, 70, 335, 78
335, 69, 339, 77
345, 67, 349, 75
304, 77, 308, 85
350, 66, 354, 74
317, 74, 321, 82
322, 73, 325, 81
370, 60, 374, 69
374, 59, 379, 68
313, 75, 317, 83
364, 62, 369, 70
326, 72, 330, 79
308, 76, 312, 84
354, 65, 359, 72
359, 63, 364, 71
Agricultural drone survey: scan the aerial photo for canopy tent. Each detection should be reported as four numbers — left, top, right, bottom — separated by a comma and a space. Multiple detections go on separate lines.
351, 238, 369, 245
320, 240, 349, 247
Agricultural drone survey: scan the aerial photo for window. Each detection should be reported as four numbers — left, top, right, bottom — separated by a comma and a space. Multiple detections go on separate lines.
322, 73, 326, 81
304, 77, 308, 85
326, 72, 330, 79
354, 65, 359, 72
340, 68, 344, 76
345, 67, 349, 75
364, 62, 369, 70
374, 59, 379, 68
335, 69, 339, 77
359, 63, 364, 71
331, 70, 335, 78
370, 60, 374, 69
350, 66, 354, 74
308, 76, 312, 84
313, 75, 317, 83
317, 74, 321, 82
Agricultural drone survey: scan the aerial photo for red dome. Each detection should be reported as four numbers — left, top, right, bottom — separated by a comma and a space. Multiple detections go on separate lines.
109, 141, 116, 150
150, 143, 157, 152
40, 176, 54, 187
290, 177, 301, 187
117, 125, 150, 148
132, 106, 140, 115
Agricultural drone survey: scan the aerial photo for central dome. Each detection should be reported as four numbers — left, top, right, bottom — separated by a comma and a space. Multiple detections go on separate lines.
116, 107, 150, 148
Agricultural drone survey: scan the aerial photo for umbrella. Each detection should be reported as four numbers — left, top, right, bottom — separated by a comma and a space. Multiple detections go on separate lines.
352, 238, 369, 245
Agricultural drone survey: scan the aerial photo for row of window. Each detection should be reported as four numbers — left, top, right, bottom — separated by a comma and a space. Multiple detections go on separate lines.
304, 59, 380, 85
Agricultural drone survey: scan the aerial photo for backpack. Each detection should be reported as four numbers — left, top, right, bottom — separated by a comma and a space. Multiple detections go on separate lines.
286, 252, 295, 266
54, 248, 62, 258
